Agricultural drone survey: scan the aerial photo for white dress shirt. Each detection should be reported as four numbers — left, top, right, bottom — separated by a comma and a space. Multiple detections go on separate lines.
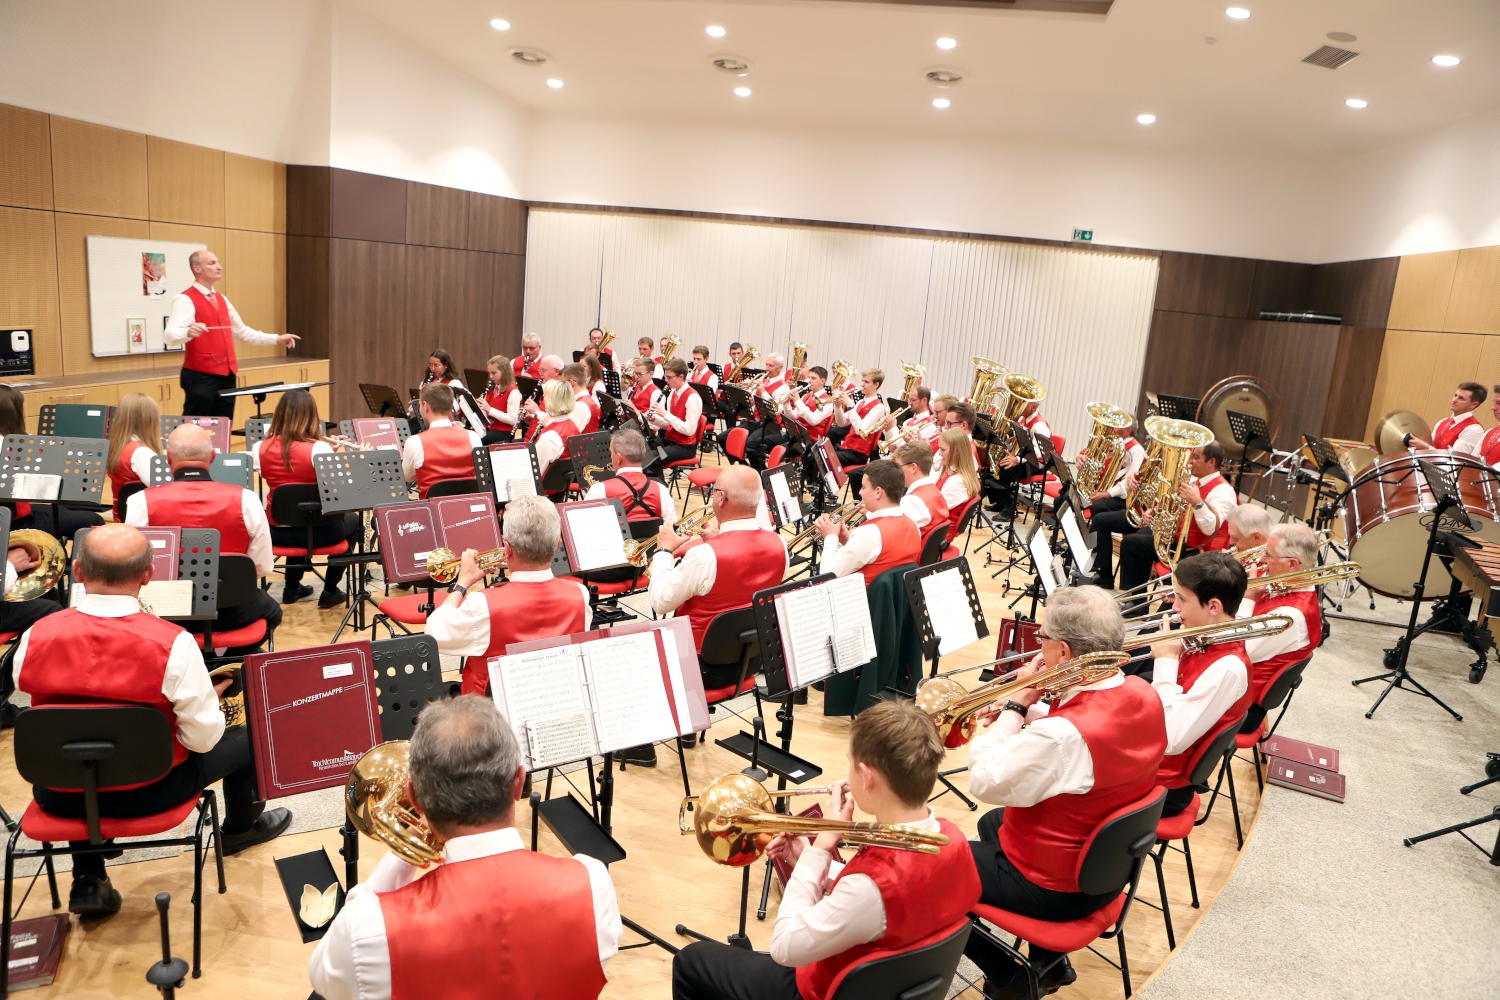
938, 473, 972, 509
1187, 475, 1239, 540
424, 570, 591, 658
532, 416, 575, 477
125, 476, 275, 577
163, 282, 282, 349
838, 399, 888, 444
767, 808, 943, 967
788, 392, 835, 433
900, 411, 940, 448
1152, 650, 1248, 756
569, 391, 595, 434
249, 438, 334, 471
1106, 440, 1149, 500
648, 520, 788, 616
1246, 595, 1311, 663
968, 673, 1124, 806
14, 593, 224, 752
583, 467, 677, 525
1433, 413, 1484, 457
690, 368, 720, 393
400, 419, 483, 484
3, 562, 15, 596
308, 826, 621, 1000
650, 386, 703, 437
819, 506, 904, 579
898, 472, 942, 531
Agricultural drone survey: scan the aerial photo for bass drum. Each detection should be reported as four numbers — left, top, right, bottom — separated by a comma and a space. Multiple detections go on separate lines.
1344, 451, 1500, 598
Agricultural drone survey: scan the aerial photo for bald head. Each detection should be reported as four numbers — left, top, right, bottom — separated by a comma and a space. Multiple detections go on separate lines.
538, 355, 564, 380
166, 424, 214, 470
75, 524, 154, 593
716, 466, 762, 520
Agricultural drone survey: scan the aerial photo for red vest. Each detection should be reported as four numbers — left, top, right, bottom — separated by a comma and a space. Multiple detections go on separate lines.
537, 421, 578, 478
146, 479, 251, 554
381, 850, 605, 1000
1248, 590, 1319, 704
512, 355, 542, 378
109, 441, 149, 520
460, 578, 588, 695
796, 818, 979, 1000
630, 382, 658, 416
999, 678, 1167, 892
575, 391, 601, 435
844, 398, 883, 457
857, 514, 921, 586
182, 286, 237, 376
909, 483, 949, 545
799, 391, 833, 441
483, 386, 518, 430
1481, 426, 1500, 464
602, 471, 664, 523
678, 529, 787, 653
1156, 641, 1252, 788
1018, 411, 1051, 441
21, 609, 192, 771
689, 367, 715, 387
664, 387, 701, 446
259, 438, 318, 526
1433, 414, 1477, 449
1183, 474, 1234, 551
415, 425, 475, 498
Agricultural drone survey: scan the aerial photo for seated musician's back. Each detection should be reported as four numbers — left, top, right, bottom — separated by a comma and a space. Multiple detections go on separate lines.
401, 383, 482, 498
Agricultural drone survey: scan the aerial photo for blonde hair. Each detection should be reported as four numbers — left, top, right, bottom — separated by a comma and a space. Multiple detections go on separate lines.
543, 379, 576, 419
938, 428, 980, 499
108, 392, 163, 474
487, 355, 516, 392
862, 368, 885, 387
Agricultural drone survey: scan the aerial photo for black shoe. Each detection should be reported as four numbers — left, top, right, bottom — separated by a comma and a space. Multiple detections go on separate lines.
68, 874, 122, 916
1088, 573, 1114, 589
318, 587, 348, 609
1041, 956, 1077, 993
282, 583, 313, 605
222, 807, 293, 855
611, 744, 658, 768
679, 732, 699, 748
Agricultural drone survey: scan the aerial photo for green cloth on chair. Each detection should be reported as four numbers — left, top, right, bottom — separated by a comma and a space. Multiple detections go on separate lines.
823, 563, 924, 717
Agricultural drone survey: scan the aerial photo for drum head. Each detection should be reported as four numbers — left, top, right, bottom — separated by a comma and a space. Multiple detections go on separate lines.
1374, 410, 1432, 455
1327, 439, 1378, 480
1197, 376, 1281, 460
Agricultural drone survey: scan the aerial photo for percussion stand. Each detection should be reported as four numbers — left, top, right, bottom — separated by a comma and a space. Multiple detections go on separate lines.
1403, 754, 1500, 864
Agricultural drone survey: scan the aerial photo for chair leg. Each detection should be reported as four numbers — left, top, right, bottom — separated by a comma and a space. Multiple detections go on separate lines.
1151, 843, 1175, 950
2, 834, 12, 999
208, 791, 226, 894
1253, 747, 1264, 792
42, 848, 58, 910
1118, 927, 1132, 997
1183, 838, 1200, 908
192, 822, 203, 978
1227, 759, 1244, 850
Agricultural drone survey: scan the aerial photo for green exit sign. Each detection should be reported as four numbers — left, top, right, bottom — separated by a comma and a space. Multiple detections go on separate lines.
1073, 229, 1094, 242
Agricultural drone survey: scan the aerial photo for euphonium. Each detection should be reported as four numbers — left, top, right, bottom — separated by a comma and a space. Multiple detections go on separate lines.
726, 345, 761, 384
991, 373, 1046, 460
1075, 402, 1135, 497
968, 357, 1009, 414
659, 334, 681, 363
789, 342, 810, 376
916, 651, 1130, 749
4, 530, 66, 603
426, 545, 507, 584
345, 741, 445, 868
597, 328, 616, 353
679, 773, 949, 867
1122, 610, 1293, 652
1125, 416, 1215, 565
899, 361, 926, 399
621, 504, 719, 567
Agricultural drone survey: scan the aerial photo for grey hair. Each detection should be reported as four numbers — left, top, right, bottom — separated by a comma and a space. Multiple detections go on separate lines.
521, 332, 541, 346
1043, 585, 1125, 655
1269, 522, 1317, 568
188, 250, 206, 270
166, 424, 214, 464
1227, 503, 1273, 539
503, 495, 561, 564
610, 427, 647, 465
408, 697, 521, 834
765, 353, 785, 367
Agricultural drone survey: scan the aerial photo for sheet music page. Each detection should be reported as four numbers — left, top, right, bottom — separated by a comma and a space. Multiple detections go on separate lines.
490, 646, 595, 767
581, 632, 677, 752
507, 476, 537, 500
566, 505, 628, 572
1029, 528, 1058, 596
921, 567, 981, 656
11, 473, 60, 501
775, 587, 836, 688
141, 580, 194, 617
657, 628, 694, 736
1060, 508, 1094, 575
488, 448, 534, 503
456, 394, 484, 433
769, 470, 802, 524
525, 713, 598, 770
828, 574, 878, 669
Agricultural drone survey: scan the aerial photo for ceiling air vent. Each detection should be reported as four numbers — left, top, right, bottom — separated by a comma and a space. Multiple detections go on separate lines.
509, 49, 548, 65
926, 68, 965, 85
1302, 45, 1360, 70
711, 56, 751, 74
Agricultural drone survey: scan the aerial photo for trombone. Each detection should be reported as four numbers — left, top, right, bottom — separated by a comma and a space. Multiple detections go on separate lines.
621, 504, 719, 567
680, 773, 949, 867
427, 545, 507, 584
785, 501, 864, 551
1121, 610, 1293, 652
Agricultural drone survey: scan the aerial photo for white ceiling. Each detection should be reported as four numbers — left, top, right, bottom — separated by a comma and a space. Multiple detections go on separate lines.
347, 0, 1500, 159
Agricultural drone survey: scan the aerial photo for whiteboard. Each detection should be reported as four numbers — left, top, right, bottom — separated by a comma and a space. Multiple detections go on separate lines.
86, 236, 205, 358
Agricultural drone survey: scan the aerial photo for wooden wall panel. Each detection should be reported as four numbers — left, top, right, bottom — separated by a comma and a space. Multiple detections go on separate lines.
1231, 320, 1340, 450
0, 105, 53, 210
330, 169, 406, 243
491, 253, 526, 354
225, 153, 285, 234
0, 208, 62, 378
1310, 257, 1399, 329
406, 183, 468, 249
1443, 246, 1500, 335
147, 223, 226, 301
405, 246, 494, 359
286, 166, 331, 238
146, 137, 224, 227
53, 212, 152, 377
223, 229, 286, 360
1474, 338, 1500, 420
1388, 251, 1458, 331
329, 238, 408, 419
50, 117, 148, 220
1423, 333, 1486, 421
1364, 329, 1441, 440
467, 194, 527, 254
1323, 327, 1386, 440
286, 235, 330, 363
1154, 252, 1256, 318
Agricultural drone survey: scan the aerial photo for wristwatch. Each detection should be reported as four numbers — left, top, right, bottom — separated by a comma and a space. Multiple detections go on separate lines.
1001, 700, 1029, 717
448, 581, 469, 595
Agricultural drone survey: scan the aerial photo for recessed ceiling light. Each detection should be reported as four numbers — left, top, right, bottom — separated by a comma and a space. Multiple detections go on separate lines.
1345, 98, 1367, 108
734, 86, 751, 97
490, 18, 510, 30
1432, 54, 1461, 67
1326, 31, 1357, 43
1137, 114, 1156, 124
706, 25, 726, 38
936, 37, 956, 50
1226, 7, 1250, 18
546, 78, 564, 89
933, 98, 951, 109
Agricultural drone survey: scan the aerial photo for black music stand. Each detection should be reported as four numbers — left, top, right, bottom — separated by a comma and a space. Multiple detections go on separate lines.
689, 382, 718, 423
221, 380, 330, 422
761, 464, 803, 529
147, 454, 252, 490
0, 434, 110, 542
1225, 409, 1274, 495
472, 443, 543, 506
462, 368, 489, 397
1351, 460, 1467, 721
1149, 392, 1202, 420
358, 384, 406, 419
602, 368, 623, 399
721, 384, 755, 423
313, 451, 407, 642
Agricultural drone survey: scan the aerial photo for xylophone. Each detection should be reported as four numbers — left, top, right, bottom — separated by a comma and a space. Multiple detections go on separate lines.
1447, 535, 1500, 683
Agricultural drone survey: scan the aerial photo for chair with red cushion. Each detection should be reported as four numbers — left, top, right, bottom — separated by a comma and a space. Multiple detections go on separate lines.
689, 428, 747, 503
690, 609, 766, 788
665, 416, 709, 499
1211, 655, 1311, 826
766, 444, 788, 469
941, 496, 983, 561
5, 706, 226, 990
268, 484, 352, 593
194, 555, 273, 660
375, 591, 430, 634
826, 917, 973, 1000
965, 786, 1166, 999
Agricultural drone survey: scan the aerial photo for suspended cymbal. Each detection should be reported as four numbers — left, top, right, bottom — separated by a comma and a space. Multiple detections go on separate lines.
1374, 410, 1432, 455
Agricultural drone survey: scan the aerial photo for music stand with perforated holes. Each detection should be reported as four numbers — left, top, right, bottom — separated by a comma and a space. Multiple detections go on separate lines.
313, 451, 407, 642
1149, 392, 1202, 421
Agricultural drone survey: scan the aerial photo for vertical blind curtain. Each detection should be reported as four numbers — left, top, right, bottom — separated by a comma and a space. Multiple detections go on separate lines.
523, 210, 1159, 453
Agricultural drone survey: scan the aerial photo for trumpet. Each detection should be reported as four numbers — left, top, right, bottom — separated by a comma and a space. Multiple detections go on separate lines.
679, 773, 949, 867
785, 501, 864, 551
346, 741, 444, 868
426, 545, 507, 584
725, 345, 761, 384
1122, 611, 1293, 652
916, 651, 1130, 749
620, 504, 719, 567
659, 334, 681, 364
877, 407, 912, 456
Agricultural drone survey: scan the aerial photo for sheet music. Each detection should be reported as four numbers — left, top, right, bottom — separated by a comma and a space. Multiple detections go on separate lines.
524, 713, 598, 770
920, 567, 981, 656
1029, 527, 1058, 596
566, 504, 627, 572
488, 447, 535, 503
1060, 508, 1094, 575
455, 393, 484, 433
581, 632, 677, 753
507, 476, 537, 500
141, 580, 194, 617
775, 586, 837, 688
11, 473, 60, 500
490, 646, 595, 767
769, 470, 802, 524
828, 574, 877, 668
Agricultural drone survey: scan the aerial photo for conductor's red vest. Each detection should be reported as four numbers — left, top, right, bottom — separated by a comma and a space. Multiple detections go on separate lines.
414, 425, 474, 498
1156, 642, 1252, 789
677, 529, 787, 652
857, 514, 921, 586
182, 286, 237, 376
459, 578, 588, 695
144, 479, 251, 554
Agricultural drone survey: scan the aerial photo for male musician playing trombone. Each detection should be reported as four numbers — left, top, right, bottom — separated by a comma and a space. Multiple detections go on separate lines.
1226, 503, 1272, 559
1406, 381, 1485, 455
815, 460, 921, 584
1240, 523, 1320, 728
310, 697, 621, 1000
964, 586, 1167, 999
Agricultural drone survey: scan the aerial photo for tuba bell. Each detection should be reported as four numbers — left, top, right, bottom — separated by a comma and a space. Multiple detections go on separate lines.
597, 328, 616, 353
788, 342, 810, 377
725, 345, 761, 384
899, 361, 926, 400
1126, 416, 1215, 565
659, 334, 681, 364
345, 741, 445, 868
968, 358, 1009, 415
4, 530, 67, 603
1074, 402, 1135, 497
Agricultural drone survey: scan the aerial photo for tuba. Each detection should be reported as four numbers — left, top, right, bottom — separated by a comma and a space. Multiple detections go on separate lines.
679, 773, 949, 867
788, 342, 810, 377
345, 741, 445, 868
968, 358, 1009, 415
1074, 402, 1135, 497
899, 361, 926, 400
4, 530, 67, 603
659, 334, 681, 364
597, 328, 616, 353
725, 345, 761, 384
830, 360, 855, 393
1126, 416, 1215, 565
989, 374, 1046, 468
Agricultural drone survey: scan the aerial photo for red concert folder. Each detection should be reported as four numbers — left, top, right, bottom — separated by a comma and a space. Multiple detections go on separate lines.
375, 501, 441, 583
352, 418, 402, 451
5, 913, 68, 990
139, 527, 181, 580
1260, 735, 1340, 773
434, 494, 500, 557
242, 641, 380, 798
1266, 756, 1346, 803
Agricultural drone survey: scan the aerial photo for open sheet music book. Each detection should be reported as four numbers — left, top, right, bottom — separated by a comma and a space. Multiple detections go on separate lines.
919, 565, 982, 656
774, 574, 878, 689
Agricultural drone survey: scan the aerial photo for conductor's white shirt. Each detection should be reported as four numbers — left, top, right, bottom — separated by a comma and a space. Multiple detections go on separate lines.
819, 506, 905, 579
163, 283, 281, 349
648, 520, 789, 616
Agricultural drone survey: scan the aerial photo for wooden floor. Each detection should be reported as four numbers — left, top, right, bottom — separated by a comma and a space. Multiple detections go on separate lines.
6, 480, 1265, 999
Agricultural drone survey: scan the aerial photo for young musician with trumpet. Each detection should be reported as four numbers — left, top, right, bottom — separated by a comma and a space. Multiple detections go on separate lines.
815, 460, 920, 584
832, 369, 888, 495
964, 586, 1167, 999
883, 384, 939, 448
650, 358, 706, 465
478, 355, 522, 444
671, 701, 979, 1000
401, 384, 484, 498
1241, 523, 1320, 724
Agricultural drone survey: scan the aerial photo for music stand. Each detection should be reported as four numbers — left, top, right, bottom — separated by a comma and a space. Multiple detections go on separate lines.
721, 384, 754, 423
1149, 392, 1202, 420
473, 443, 542, 507
37, 403, 111, 438
220, 380, 330, 422
761, 464, 802, 529
1225, 409, 1274, 495
358, 384, 407, 419
0, 435, 109, 536
147, 454, 252, 490
689, 382, 717, 423
370, 634, 448, 740
569, 432, 615, 493
462, 368, 490, 397
338, 418, 411, 449
313, 451, 407, 641
602, 368, 623, 399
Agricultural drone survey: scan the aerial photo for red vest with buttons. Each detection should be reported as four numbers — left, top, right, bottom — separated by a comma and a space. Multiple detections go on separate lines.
459, 578, 589, 695
20, 609, 193, 771
576, 392, 601, 435
630, 383, 658, 416
1156, 641, 1252, 788
689, 367, 715, 387
856, 514, 921, 586
844, 397, 883, 457
258, 438, 318, 526
1248, 589, 1319, 703
999, 678, 1167, 893
483, 386, 518, 431
796, 819, 979, 1000
909, 483, 949, 545
1481, 426, 1500, 464
1183, 474, 1234, 551
1432, 414, 1477, 449
182, 286, 237, 376
109, 441, 150, 520
798, 391, 833, 441
678, 529, 787, 653
512, 355, 542, 378
381, 850, 605, 1000
415, 425, 474, 498
145, 479, 251, 554
664, 388, 702, 446
602, 471, 664, 523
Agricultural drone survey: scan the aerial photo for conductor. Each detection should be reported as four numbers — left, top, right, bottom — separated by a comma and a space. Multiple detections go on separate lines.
163, 250, 300, 418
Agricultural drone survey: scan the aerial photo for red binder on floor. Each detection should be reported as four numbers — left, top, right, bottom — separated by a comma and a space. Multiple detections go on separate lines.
1266, 756, 1346, 803
1260, 735, 1340, 773
242, 641, 380, 798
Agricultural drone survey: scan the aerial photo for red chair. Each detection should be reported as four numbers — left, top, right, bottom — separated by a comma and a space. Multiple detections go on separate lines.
268, 484, 351, 594
941, 495, 983, 560
375, 592, 429, 633
967, 786, 1166, 999
766, 444, 788, 468
193, 556, 272, 657
1210, 656, 1311, 834
688, 427, 748, 502
665, 416, 708, 498
826, 917, 973, 1000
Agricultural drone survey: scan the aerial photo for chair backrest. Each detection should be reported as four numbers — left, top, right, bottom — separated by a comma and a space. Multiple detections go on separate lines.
1260, 656, 1311, 712
918, 525, 949, 566
1188, 715, 1247, 790
1075, 786, 1167, 895
115, 480, 146, 515
540, 460, 573, 495
699, 606, 760, 667
951, 495, 982, 535
426, 477, 484, 500
767, 444, 787, 468
268, 482, 338, 528
627, 517, 662, 541
1051, 435, 1066, 454
725, 427, 749, 462
217, 554, 260, 609
827, 917, 973, 1000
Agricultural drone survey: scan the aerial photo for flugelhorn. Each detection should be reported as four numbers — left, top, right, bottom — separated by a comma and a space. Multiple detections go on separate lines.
621, 504, 719, 567
345, 741, 444, 868
1122, 610, 1293, 652
4, 530, 66, 603
1074, 402, 1134, 497
679, 773, 949, 867
830, 360, 855, 392
426, 545, 507, 584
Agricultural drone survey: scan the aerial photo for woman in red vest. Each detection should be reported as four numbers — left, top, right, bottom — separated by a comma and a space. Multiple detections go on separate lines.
106, 392, 163, 522
535, 380, 582, 492
935, 427, 981, 538
478, 355, 521, 445
672, 701, 979, 1000
252, 390, 360, 607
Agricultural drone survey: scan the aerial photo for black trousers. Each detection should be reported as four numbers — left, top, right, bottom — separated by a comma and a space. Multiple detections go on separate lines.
745, 425, 787, 470
270, 515, 361, 592
672, 941, 801, 1000
184, 590, 282, 652
0, 597, 61, 635
662, 442, 699, 466
1088, 500, 1131, 582
36, 726, 263, 879
1160, 785, 1196, 819
480, 428, 514, 446
180, 368, 238, 419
